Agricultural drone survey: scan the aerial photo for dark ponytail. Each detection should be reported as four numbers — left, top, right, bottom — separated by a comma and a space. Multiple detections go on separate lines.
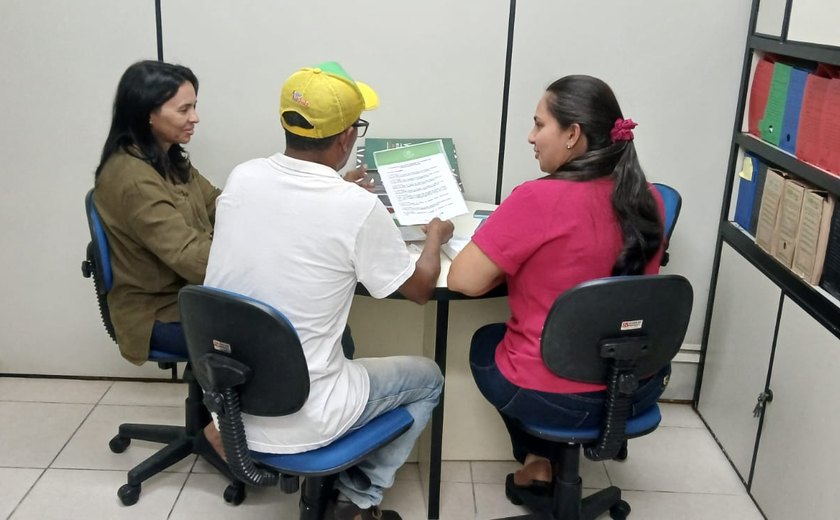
544, 75, 662, 275
95, 60, 198, 183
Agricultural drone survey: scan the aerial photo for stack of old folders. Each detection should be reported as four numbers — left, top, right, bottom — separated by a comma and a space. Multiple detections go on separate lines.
754, 167, 835, 286
356, 138, 467, 242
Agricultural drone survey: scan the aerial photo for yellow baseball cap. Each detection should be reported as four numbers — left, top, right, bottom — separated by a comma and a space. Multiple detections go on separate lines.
279, 61, 379, 138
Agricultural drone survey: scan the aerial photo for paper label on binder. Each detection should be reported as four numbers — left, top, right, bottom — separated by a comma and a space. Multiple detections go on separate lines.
620, 320, 643, 331
739, 157, 754, 181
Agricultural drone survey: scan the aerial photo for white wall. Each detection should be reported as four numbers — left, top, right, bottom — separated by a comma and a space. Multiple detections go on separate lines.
160, 0, 511, 203
501, 0, 751, 345
0, 0, 168, 377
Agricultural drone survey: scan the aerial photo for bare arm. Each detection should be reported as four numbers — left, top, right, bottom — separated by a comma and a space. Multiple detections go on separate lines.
398, 218, 454, 304
447, 241, 505, 297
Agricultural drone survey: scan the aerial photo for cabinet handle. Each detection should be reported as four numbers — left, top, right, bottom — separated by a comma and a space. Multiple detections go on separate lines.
752, 389, 774, 418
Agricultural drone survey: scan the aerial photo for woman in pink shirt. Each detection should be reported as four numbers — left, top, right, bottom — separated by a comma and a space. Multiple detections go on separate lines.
448, 75, 667, 497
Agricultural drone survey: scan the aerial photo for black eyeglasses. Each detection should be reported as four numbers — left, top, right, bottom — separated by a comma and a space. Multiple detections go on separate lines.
351, 118, 369, 137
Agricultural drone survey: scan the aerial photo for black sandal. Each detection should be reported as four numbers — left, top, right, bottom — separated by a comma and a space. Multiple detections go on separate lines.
504, 473, 553, 511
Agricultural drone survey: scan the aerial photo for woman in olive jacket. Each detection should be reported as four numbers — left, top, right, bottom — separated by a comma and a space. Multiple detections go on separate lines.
94, 60, 220, 365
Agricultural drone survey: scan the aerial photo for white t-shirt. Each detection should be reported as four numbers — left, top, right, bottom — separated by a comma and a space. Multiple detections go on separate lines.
205, 153, 414, 454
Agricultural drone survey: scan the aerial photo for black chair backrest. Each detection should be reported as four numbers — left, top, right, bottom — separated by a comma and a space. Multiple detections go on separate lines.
82, 189, 117, 342
541, 275, 693, 384
179, 285, 310, 417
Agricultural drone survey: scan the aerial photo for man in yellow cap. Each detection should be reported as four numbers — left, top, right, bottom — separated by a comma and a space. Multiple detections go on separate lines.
205, 62, 453, 520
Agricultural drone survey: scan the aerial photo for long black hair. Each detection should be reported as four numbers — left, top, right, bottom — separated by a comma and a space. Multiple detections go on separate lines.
95, 60, 198, 183
544, 75, 662, 276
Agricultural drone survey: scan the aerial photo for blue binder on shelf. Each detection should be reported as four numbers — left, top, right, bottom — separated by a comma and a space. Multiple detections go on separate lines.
734, 154, 764, 234
780, 67, 809, 155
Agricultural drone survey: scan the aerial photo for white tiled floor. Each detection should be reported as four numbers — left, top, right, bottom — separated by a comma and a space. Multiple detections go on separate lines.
0, 377, 765, 520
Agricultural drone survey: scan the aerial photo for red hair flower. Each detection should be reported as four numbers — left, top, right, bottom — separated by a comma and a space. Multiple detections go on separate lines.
610, 118, 637, 143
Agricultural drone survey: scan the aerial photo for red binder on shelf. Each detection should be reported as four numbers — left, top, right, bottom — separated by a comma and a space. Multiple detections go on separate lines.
796, 72, 831, 168
748, 57, 775, 138
817, 78, 840, 175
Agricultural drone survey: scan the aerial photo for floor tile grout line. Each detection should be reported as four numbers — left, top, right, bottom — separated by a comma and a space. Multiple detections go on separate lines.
468, 461, 479, 518
46, 403, 100, 471
0, 379, 116, 407
5, 467, 47, 520
167, 471, 192, 519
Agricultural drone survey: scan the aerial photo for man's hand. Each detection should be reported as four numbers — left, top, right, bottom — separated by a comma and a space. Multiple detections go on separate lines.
343, 165, 376, 192
398, 218, 453, 304
422, 218, 454, 245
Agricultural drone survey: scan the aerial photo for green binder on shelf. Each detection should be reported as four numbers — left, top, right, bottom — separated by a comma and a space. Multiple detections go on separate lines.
759, 62, 793, 147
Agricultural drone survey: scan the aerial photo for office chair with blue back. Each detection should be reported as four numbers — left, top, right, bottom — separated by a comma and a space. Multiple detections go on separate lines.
496, 275, 693, 520
178, 285, 415, 520
652, 183, 682, 266
81, 189, 237, 506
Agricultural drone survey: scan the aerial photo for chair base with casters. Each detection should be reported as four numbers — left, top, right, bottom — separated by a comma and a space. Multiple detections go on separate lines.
497, 406, 661, 520
108, 356, 244, 506
83, 189, 244, 505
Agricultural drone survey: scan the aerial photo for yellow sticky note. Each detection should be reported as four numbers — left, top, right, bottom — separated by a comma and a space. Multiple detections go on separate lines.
739, 157, 754, 181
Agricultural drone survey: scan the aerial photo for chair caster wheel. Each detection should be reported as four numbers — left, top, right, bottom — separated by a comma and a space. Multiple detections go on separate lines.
109, 435, 130, 453
280, 474, 300, 493
117, 484, 140, 506
609, 500, 631, 519
224, 483, 246, 505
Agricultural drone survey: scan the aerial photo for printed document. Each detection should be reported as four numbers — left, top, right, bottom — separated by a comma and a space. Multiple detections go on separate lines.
373, 140, 468, 226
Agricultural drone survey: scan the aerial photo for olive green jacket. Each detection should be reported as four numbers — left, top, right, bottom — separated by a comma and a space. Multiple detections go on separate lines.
94, 150, 221, 364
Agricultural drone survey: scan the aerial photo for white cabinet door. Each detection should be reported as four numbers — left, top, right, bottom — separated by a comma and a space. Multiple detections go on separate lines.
751, 297, 840, 519
788, 0, 840, 47
698, 243, 781, 480
755, 0, 787, 38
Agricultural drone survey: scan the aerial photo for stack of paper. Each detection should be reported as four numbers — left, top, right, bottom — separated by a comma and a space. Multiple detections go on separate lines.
355, 137, 463, 218
372, 139, 468, 226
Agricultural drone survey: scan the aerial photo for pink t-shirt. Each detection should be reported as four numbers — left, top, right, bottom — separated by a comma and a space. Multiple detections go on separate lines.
472, 177, 664, 394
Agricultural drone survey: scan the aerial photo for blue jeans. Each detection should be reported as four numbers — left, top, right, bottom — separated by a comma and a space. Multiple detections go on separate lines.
470, 323, 670, 463
150, 321, 189, 357
335, 356, 444, 509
